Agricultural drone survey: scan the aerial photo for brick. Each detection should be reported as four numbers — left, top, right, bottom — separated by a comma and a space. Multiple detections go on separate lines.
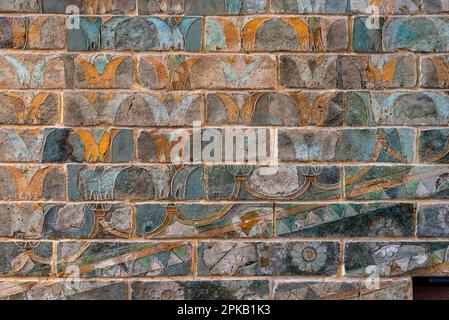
350, 0, 420, 15
102, 16, 203, 52
276, 203, 414, 238
0, 1, 41, 13
0, 204, 46, 239
41, 0, 136, 14
422, 0, 449, 13
134, 203, 273, 238
206, 91, 343, 126
42, 128, 134, 163
345, 166, 449, 200
63, 92, 201, 127
71, 54, 135, 89
197, 241, 339, 276
278, 128, 415, 163
345, 242, 449, 277
138, 55, 276, 90
271, 0, 349, 14
418, 129, 449, 163
0, 16, 65, 50
346, 91, 449, 126
67, 17, 102, 52
417, 203, 449, 237
0, 129, 43, 162
0, 165, 66, 201
280, 54, 416, 89
352, 16, 384, 52
0, 91, 59, 125
383, 17, 449, 52
206, 17, 348, 52
131, 280, 269, 300
67, 165, 204, 201
420, 54, 449, 89
57, 242, 192, 277
0, 281, 127, 300
273, 279, 412, 300
184, 0, 267, 15
207, 165, 341, 201
0, 242, 53, 277
0, 54, 66, 89
44, 203, 132, 239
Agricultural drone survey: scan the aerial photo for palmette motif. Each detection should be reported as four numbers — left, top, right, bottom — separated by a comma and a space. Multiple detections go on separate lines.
0, 0, 449, 301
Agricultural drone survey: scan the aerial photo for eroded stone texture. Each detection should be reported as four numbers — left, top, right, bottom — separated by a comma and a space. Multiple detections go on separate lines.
345, 166, 449, 200
131, 280, 269, 300
207, 165, 341, 201
134, 203, 273, 238
276, 203, 414, 238
57, 242, 192, 277
0, 92, 59, 125
278, 128, 415, 162
63, 92, 201, 127
0, 165, 66, 200
345, 242, 449, 277
197, 241, 339, 276
273, 279, 412, 300
0, 281, 127, 300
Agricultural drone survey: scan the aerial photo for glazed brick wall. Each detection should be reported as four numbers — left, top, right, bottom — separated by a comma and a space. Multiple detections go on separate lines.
0, 0, 448, 300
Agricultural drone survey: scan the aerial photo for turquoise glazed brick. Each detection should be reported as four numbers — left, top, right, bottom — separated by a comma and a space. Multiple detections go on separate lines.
68, 17, 102, 52
42, 128, 134, 163
134, 203, 273, 238
352, 16, 384, 52
275, 203, 414, 238
417, 204, 449, 237
57, 241, 192, 277
418, 129, 449, 163
131, 280, 270, 300
0, 281, 128, 300
345, 242, 449, 276
383, 17, 449, 52
206, 165, 341, 201
0, 242, 53, 277
67, 165, 204, 201
271, 0, 349, 14
345, 166, 449, 200
278, 128, 415, 162
273, 279, 412, 300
